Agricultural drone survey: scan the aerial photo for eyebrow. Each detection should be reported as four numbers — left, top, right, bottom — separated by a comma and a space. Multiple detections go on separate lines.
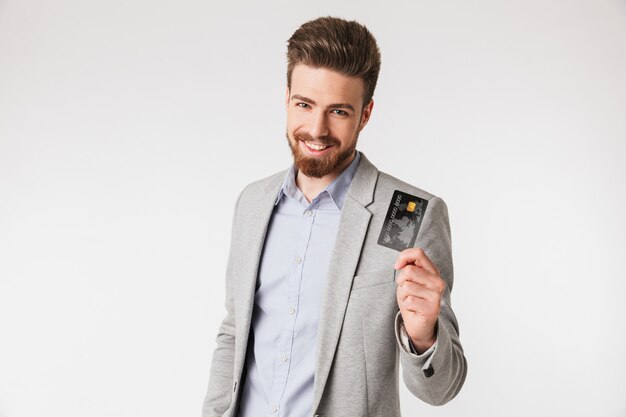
291, 94, 356, 112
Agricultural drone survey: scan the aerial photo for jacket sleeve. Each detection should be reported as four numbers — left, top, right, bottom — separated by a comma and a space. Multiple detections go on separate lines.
394, 196, 467, 405
202, 190, 244, 417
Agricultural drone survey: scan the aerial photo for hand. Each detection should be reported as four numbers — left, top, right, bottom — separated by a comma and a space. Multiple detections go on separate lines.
395, 248, 446, 353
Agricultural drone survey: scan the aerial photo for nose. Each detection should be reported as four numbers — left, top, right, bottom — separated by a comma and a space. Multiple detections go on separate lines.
308, 110, 330, 139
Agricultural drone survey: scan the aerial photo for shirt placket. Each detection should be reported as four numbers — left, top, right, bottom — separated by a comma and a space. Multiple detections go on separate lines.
269, 200, 317, 416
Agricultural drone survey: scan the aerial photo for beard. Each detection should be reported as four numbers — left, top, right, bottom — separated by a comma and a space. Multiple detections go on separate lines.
286, 130, 359, 178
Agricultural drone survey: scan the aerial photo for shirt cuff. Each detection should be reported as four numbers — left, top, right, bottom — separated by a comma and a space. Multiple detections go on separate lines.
397, 317, 438, 375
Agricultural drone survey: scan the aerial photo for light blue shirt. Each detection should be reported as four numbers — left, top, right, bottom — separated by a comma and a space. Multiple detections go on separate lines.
237, 152, 361, 417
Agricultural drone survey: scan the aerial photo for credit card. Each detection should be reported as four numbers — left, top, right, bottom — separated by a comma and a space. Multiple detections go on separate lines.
377, 190, 428, 251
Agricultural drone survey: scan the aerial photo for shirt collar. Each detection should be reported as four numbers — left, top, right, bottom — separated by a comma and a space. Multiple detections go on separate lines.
274, 150, 361, 210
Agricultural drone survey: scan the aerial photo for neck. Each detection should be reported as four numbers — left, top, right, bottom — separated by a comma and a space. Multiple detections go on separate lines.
295, 151, 356, 203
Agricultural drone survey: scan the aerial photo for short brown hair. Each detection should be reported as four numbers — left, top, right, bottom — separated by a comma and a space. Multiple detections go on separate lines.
286, 16, 381, 108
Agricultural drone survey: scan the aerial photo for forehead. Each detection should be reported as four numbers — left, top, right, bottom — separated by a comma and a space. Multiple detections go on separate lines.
290, 64, 364, 107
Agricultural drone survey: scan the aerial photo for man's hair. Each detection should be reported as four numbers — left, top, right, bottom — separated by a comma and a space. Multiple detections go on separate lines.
286, 16, 381, 108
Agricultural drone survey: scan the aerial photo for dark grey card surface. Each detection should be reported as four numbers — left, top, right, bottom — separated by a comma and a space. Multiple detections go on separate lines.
377, 190, 428, 251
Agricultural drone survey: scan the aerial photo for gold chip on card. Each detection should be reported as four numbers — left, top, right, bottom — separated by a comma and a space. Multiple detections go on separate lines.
378, 190, 428, 251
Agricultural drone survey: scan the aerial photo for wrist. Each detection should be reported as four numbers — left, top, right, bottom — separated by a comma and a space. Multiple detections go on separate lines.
409, 335, 436, 354
408, 322, 438, 354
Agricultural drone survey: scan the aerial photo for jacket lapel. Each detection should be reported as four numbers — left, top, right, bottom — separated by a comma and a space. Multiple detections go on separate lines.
311, 153, 379, 413
233, 172, 285, 378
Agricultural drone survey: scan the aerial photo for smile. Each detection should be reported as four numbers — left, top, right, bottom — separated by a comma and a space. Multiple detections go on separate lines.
304, 141, 329, 150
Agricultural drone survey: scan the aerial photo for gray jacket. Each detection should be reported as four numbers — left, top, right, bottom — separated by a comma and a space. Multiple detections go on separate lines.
202, 152, 467, 417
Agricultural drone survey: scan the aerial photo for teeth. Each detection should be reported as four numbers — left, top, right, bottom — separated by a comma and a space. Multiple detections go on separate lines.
305, 141, 328, 150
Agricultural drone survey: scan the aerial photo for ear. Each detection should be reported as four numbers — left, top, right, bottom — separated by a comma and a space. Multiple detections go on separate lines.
358, 99, 374, 131
285, 87, 290, 109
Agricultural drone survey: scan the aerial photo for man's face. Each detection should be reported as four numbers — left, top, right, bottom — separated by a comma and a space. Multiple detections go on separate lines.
285, 64, 373, 179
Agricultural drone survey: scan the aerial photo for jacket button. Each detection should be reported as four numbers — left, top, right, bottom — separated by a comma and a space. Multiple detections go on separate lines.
423, 365, 435, 378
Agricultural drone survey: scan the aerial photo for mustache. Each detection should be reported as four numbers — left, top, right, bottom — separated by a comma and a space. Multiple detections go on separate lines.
294, 131, 341, 147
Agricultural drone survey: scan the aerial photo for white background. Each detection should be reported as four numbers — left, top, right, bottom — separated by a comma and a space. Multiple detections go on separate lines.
1, 0, 625, 416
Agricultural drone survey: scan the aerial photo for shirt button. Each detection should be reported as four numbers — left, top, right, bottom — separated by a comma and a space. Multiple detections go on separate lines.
304, 210, 313, 217
288, 306, 296, 315
294, 256, 302, 264
272, 404, 279, 413
280, 355, 289, 362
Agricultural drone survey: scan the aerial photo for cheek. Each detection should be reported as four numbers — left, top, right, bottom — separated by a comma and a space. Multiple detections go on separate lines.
332, 122, 359, 142
286, 110, 305, 131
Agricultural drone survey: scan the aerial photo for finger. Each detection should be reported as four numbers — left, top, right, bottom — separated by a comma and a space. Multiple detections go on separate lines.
396, 265, 446, 293
395, 265, 430, 287
399, 295, 438, 316
397, 281, 440, 304
394, 247, 440, 276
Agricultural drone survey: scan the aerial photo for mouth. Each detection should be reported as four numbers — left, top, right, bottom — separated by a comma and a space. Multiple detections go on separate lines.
300, 139, 334, 156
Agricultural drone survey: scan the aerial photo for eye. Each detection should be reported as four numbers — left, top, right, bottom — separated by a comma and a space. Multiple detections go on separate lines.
296, 102, 310, 109
331, 109, 348, 116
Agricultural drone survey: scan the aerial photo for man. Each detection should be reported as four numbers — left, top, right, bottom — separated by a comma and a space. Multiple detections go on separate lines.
202, 16, 466, 417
